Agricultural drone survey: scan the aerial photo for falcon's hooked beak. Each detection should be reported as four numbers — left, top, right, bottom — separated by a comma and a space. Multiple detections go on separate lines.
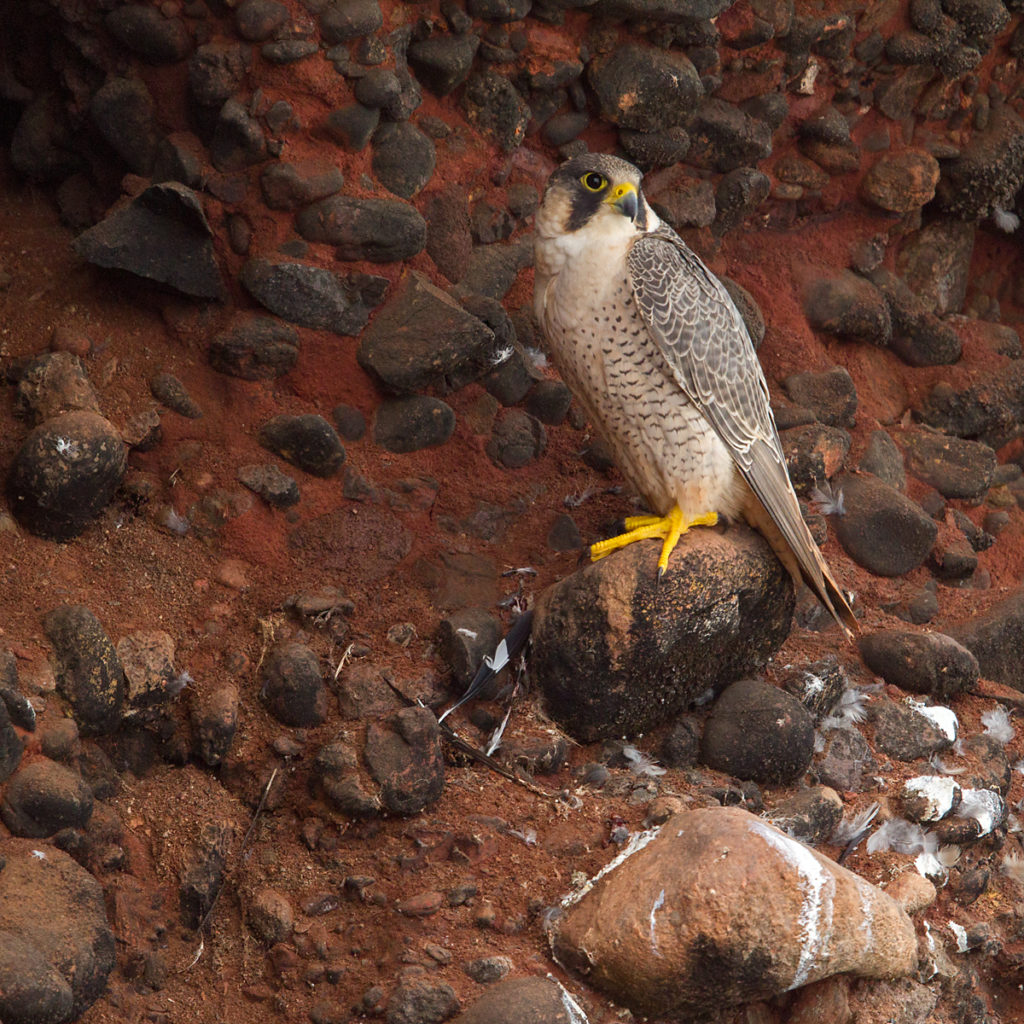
604, 182, 639, 222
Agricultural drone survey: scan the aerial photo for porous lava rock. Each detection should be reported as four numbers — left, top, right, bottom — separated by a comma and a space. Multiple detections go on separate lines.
357, 273, 498, 395
7, 411, 127, 541
549, 807, 917, 1018
72, 183, 224, 300
896, 219, 975, 317
258, 642, 328, 727
700, 678, 815, 783
373, 396, 456, 453
587, 44, 703, 132
239, 258, 387, 335
43, 604, 126, 736
831, 473, 937, 576
530, 528, 794, 741
0, 839, 116, 1021
258, 414, 346, 477
858, 629, 979, 701
860, 150, 940, 213
782, 366, 858, 428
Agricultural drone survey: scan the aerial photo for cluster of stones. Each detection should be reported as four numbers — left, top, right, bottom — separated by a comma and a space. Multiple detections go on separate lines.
1, 0, 1018, 540
4, 0, 1024, 1022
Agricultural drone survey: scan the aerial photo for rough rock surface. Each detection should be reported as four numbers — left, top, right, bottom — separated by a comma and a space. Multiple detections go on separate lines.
531, 529, 794, 741
358, 273, 498, 394
700, 678, 815, 783
0, 840, 116, 1020
43, 605, 126, 736
832, 473, 937, 576
858, 630, 979, 700
549, 807, 917, 1018
72, 183, 224, 300
950, 588, 1024, 690
7, 411, 127, 541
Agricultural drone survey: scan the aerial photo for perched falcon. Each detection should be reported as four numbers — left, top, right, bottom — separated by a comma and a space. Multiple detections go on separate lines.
534, 153, 857, 636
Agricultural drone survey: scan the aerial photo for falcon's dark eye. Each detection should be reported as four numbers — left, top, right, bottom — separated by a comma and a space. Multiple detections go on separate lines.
580, 171, 608, 193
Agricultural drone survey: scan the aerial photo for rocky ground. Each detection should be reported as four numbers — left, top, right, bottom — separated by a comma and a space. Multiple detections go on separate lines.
3, 0, 1024, 1021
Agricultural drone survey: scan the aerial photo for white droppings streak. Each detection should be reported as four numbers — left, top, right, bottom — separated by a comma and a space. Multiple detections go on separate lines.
558, 827, 661, 911
853, 875, 875, 952
903, 775, 960, 821
649, 889, 666, 957
905, 698, 959, 742
749, 820, 835, 988
549, 976, 591, 1024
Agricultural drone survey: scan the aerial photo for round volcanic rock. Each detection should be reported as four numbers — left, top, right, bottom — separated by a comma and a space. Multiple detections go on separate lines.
0, 839, 115, 1021
7, 411, 126, 540
700, 678, 815, 784
258, 414, 346, 477
859, 629, 979, 701
532, 529, 794, 742
374, 396, 456, 453
408, 34, 480, 96
587, 44, 703, 132
832, 473, 937, 576
371, 122, 436, 199
1, 758, 94, 838
804, 271, 892, 345
259, 642, 328, 727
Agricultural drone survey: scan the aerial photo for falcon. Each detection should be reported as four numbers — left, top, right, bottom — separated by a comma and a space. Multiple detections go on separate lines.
534, 153, 857, 637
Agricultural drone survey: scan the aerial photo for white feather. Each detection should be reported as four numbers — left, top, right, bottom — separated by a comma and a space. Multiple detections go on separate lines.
867, 817, 928, 855
981, 705, 1015, 745
993, 206, 1020, 233
955, 789, 1005, 836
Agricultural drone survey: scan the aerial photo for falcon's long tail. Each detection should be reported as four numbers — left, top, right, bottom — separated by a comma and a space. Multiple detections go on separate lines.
742, 492, 858, 640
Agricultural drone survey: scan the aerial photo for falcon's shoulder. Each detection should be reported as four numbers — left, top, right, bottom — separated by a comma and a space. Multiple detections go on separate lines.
625, 227, 777, 470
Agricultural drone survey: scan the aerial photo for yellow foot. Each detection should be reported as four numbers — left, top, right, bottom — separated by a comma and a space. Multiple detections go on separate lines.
590, 505, 718, 576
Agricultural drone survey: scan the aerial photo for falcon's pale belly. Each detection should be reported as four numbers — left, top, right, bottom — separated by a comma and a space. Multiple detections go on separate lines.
539, 243, 746, 524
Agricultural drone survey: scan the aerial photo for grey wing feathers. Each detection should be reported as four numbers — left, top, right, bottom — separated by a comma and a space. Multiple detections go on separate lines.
626, 230, 780, 475
627, 229, 856, 635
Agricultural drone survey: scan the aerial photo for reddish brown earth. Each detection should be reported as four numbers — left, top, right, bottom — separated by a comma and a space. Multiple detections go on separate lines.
4, 3, 1024, 1023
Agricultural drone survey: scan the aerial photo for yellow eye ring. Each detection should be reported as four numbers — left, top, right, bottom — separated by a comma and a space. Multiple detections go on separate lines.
580, 171, 608, 192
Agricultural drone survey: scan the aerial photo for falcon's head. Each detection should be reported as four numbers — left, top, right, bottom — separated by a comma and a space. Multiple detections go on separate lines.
536, 154, 657, 239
